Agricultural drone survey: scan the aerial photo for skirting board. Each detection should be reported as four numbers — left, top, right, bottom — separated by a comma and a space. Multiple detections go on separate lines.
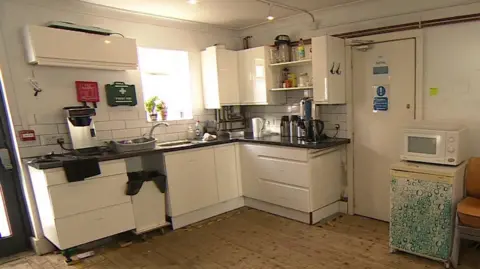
244, 197, 311, 224
311, 201, 346, 224
30, 236, 56, 255
171, 197, 245, 229
245, 198, 347, 225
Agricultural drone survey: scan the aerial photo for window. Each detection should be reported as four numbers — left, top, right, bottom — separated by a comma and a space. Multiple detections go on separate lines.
138, 47, 193, 121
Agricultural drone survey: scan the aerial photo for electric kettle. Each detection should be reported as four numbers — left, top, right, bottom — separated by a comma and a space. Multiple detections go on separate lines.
252, 118, 265, 138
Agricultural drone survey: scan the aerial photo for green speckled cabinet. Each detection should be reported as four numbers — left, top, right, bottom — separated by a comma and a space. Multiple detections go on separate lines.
390, 162, 466, 264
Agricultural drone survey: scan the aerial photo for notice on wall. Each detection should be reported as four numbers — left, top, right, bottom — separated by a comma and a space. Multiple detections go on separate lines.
105, 82, 137, 107
373, 85, 389, 111
429, 87, 439, 97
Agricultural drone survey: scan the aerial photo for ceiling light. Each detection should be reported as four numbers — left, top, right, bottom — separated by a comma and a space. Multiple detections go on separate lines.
187, 0, 197, 4
266, 4, 274, 21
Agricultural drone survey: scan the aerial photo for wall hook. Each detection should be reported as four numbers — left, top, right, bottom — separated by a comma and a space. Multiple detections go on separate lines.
335, 63, 342, 75
330, 62, 336, 75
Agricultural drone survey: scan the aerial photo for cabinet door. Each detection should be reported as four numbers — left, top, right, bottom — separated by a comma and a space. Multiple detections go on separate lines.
390, 174, 453, 260
165, 148, 218, 216
250, 47, 268, 104
217, 49, 240, 105
312, 36, 328, 103
326, 36, 346, 104
201, 48, 220, 109
312, 36, 346, 104
214, 144, 239, 202
238, 49, 251, 104
239, 144, 261, 199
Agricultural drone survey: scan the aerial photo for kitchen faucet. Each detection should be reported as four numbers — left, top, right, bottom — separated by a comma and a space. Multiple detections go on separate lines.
148, 122, 170, 139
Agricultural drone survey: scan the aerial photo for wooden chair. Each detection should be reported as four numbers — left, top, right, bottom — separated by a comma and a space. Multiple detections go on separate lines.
451, 158, 480, 268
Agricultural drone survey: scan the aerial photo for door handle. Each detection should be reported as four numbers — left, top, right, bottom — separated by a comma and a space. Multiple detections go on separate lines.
0, 148, 13, 170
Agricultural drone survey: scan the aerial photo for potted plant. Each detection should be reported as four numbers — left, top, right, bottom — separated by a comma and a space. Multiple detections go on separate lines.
156, 100, 168, 121
145, 96, 158, 121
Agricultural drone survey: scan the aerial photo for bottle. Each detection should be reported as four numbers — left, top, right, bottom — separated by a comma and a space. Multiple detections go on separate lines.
195, 121, 203, 138
187, 125, 195, 140
297, 39, 305, 60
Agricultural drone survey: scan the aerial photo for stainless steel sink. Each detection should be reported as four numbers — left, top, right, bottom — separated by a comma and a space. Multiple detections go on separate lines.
157, 140, 194, 147
112, 137, 157, 153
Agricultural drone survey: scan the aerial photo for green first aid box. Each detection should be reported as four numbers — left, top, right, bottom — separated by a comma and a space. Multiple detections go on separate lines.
105, 82, 138, 107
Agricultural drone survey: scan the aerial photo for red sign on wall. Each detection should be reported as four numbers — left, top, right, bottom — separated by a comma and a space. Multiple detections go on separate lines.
75, 81, 100, 103
19, 130, 36, 141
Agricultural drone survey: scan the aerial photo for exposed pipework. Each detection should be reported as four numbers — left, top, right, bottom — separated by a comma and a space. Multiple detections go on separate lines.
256, 0, 316, 23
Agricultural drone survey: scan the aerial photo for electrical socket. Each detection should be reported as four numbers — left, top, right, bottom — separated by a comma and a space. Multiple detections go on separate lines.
41, 134, 70, 146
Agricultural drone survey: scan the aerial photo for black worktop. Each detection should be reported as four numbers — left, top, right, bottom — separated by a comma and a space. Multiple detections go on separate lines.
27, 135, 350, 170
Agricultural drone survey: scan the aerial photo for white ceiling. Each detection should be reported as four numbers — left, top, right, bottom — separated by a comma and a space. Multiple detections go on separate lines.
79, 0, 363, 30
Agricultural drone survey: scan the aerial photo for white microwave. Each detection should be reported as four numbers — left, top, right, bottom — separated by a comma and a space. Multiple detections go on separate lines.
401, 123, 468, 166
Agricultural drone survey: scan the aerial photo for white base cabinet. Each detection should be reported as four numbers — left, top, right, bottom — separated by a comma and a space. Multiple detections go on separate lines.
240, 144, 344, 214
165, 144, 241, 226
29, 160, 135, 250
165, 147, 218, 217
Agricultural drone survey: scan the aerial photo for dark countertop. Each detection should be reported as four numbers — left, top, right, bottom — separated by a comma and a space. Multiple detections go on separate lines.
27, 135, 350, 170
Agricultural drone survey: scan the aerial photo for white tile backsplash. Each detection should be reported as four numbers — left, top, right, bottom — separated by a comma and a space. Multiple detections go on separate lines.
109, 110, 139, 120
244, 103, 348, 138
30, 124, 59, 135
112, 129, 141, 139
57, 124, 68, 134
95, 121, 126, 131
125, 120, 153, 129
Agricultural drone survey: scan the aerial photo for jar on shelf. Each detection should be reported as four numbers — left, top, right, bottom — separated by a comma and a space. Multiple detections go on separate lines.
299, 73, 310, 87
275, 35, 291, 63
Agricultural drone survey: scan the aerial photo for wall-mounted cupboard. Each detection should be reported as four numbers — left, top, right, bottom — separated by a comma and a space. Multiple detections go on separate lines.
201, 36, 346, 108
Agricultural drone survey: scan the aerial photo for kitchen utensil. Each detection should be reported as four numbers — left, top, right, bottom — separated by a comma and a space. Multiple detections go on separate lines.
275, 35, 291, 62
280, 116, 290, 137
299, 73, 309, 87
290, 115, 299, 138
252, 118, 265, 138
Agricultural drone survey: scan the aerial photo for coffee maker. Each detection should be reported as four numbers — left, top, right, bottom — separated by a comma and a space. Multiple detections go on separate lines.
299, 98, 325, 143
64, 106, 98, 150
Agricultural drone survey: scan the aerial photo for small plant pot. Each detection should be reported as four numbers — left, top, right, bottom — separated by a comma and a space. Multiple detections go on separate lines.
149, 113, 158, 122
160, 111, 168, 121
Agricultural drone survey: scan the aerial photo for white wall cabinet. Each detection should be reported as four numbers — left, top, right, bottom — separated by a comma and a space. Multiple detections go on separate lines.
165, 147, 219, 217
201, 46, 240, 109
312, 36, 346, 104
238, 46, 285, 105
214, 144, 240, 202
23, 25, 138, 70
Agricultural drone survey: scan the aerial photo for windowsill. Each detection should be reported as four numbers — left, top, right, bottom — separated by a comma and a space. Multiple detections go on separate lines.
147, 118, 194, 123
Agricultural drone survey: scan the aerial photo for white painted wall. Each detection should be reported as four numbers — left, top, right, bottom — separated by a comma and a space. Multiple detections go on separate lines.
0, 0, 241, 158
423, 21, 480, 156
240, 0, 480, 46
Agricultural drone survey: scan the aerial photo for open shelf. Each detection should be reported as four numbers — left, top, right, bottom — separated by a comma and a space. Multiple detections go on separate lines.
270, 87, 313, 92
270, 59, 312, 67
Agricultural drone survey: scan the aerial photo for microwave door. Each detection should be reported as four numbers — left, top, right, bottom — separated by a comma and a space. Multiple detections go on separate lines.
403, 131, 446, 163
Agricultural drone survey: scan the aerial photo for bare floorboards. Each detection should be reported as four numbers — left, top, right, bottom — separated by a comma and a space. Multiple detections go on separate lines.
1, 208, 479, 268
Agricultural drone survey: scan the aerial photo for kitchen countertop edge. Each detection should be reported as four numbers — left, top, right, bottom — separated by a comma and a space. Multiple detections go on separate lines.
26, 137, 350, 170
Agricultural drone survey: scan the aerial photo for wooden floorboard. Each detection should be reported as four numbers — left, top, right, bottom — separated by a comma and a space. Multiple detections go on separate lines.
1, 208, 479, 268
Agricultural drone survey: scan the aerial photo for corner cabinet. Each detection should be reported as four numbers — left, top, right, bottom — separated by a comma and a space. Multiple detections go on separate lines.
201, 46, 240, 109
238, 47, 285, 105
312, 36, 346, 104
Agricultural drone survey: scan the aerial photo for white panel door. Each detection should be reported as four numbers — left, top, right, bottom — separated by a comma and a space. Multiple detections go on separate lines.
353, 39, 415, 222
